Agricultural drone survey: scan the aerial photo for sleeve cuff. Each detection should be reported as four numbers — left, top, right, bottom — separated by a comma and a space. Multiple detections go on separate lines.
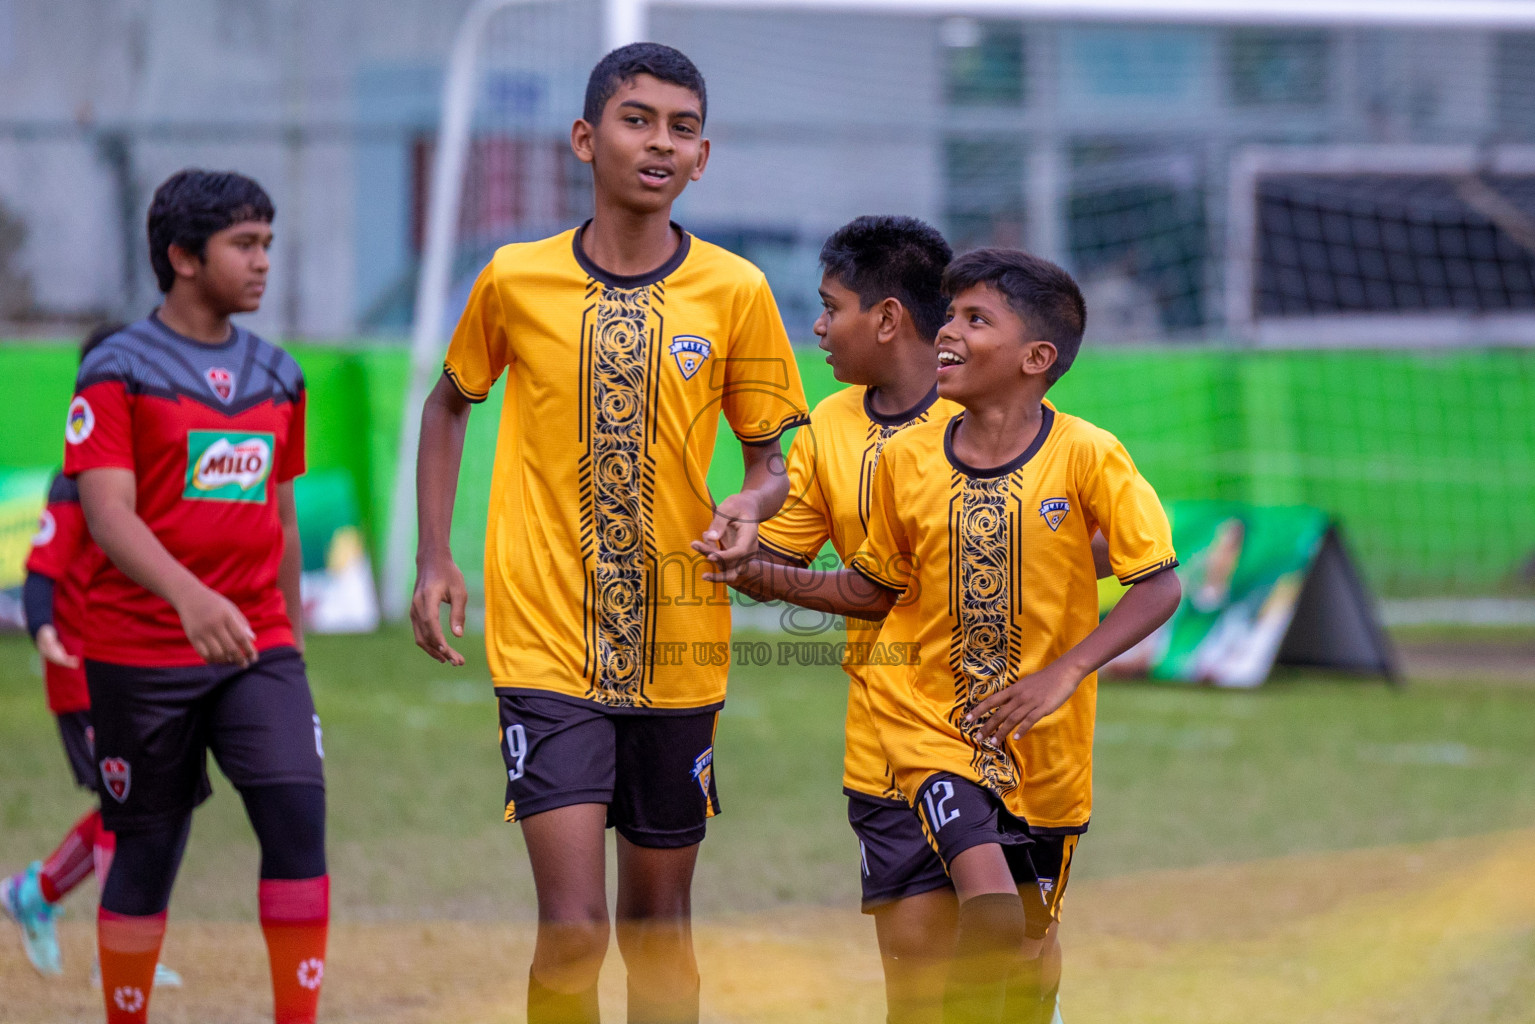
443, 365, 490, 404
1117, 557, 1179, 585
851, 559, 905, 595
736, 412, 810, 446
758, 536, 813, 568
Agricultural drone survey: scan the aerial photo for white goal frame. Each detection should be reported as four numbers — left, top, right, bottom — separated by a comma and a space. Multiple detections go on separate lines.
1225, 144, 1535, 349
382, 0, 1535, 619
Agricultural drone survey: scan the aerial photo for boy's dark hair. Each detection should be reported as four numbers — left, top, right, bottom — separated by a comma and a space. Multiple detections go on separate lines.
80, 321, 125, 362
942, 248, 1087, 383
584, 43, 707, 125
147, 170, 274, 293
820, 216, 953, 342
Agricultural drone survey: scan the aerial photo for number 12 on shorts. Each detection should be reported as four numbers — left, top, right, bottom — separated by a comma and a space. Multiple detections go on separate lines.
505, 723, 528, 781
923, 780, 960, 831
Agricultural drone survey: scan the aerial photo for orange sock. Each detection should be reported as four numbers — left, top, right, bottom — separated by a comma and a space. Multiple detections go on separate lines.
98, 909, 166, 1024
259, 876, 329, 1024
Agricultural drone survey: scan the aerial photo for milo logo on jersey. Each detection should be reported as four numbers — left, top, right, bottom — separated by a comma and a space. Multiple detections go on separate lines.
184, 431, 275, 503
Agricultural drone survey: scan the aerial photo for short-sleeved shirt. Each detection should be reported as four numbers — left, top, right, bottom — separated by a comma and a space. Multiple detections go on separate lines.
25, 472, 98, 712
758, 384, 960, 801
63, 315, 307, 667
443, 223, 809, 712
850, 406, 1176, 832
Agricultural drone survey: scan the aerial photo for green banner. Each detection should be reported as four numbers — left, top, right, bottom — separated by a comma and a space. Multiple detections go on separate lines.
1104, 500, 1332, 686
293, 470, 379, 633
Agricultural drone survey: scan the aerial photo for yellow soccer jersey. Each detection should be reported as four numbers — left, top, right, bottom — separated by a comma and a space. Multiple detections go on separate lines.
850, 406, 1176, 831
444, 224, 809, 711
759, 384, 961, 802
758, 383, 957, 798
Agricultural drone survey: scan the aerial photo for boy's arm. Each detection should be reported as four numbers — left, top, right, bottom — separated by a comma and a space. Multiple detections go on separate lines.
704, 555, 898, 621
968, 569, 1181, 743
697, 437, 790, 576
25, 490, 87, 668
277, 481, 304, 654
22, 573, 78, 669
724, 546, 801, 605
410, 373, 472, 666
77, 467, 258, 667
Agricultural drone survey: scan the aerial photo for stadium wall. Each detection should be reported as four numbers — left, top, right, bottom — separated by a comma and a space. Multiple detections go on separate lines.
5, 342, 1531, 598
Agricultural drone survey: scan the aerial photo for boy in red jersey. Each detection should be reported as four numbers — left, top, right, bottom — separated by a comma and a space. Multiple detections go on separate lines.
3, 326, 180, 992
65, 170, 326, 1024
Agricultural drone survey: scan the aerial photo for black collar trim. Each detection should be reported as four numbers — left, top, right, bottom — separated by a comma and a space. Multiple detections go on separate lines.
943, 405, 1055, 479
864, 383, 940, 427
572, 220, 691, 289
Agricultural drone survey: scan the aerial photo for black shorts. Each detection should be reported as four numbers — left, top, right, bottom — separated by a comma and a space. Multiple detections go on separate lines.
85, 647, 324, 832
912, 772, 1081, 939
847, 790, 951, 913
497, 692, 720, 849
55, 710, 97, 792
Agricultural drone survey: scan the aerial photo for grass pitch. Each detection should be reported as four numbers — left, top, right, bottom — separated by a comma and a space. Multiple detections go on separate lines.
1, 627, 1532, 1022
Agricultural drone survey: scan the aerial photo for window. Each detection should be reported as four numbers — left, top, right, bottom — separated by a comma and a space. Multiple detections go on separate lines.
943, 138, 1026, 251
1228, 29, 1328, 107
1495, 34, 1535, 139
942, 18, 1026, 107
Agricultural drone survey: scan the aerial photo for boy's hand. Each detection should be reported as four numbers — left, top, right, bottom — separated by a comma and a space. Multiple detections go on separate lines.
967, 660, 1084, 744
176, 587, 258, 667
699, 554, 764, 588
412, 556, 468, 666
692, 493, 761, 579
34, 625, 80, 670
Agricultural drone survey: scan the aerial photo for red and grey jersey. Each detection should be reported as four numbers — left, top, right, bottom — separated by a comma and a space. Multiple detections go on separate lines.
24, 471, 97, 712
62, 314, 307, 667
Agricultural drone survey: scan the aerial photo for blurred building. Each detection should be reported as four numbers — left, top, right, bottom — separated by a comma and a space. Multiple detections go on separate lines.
1, 0, 1533, 342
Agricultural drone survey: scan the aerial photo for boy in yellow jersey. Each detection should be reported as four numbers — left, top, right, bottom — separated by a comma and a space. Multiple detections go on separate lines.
745, 216, 962, 1022
706, 249, 1180, 1024
411, 44, 808, 1024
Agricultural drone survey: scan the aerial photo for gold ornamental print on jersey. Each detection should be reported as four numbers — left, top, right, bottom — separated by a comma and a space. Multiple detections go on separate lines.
949, 472, 1022, 794
580, 283, 660, 707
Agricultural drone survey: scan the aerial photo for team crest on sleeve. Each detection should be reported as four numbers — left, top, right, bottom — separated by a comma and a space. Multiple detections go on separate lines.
32, 509, 56, 547
99, 757, 131, 802
65, 396, 94, 445
1039, 497, 1071, 531
668, 335, 712, 380
205, 367, 236, 404
691, 746, 714, 797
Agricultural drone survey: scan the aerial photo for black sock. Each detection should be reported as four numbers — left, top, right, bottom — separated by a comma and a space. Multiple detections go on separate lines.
528, 969, 600, 1024
943, 893, 1028, 1024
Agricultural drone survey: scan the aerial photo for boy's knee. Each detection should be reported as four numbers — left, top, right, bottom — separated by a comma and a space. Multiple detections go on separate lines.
537, 915, 612, 973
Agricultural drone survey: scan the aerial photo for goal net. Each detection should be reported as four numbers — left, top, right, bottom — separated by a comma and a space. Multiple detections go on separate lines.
383, 0, 1535, 619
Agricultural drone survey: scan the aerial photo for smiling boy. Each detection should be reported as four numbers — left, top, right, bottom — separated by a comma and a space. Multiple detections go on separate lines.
710, 249, 1180, 1023
745, 216, 966, 1023
65, 170, 325, 1024
410, 43, 808, 1024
